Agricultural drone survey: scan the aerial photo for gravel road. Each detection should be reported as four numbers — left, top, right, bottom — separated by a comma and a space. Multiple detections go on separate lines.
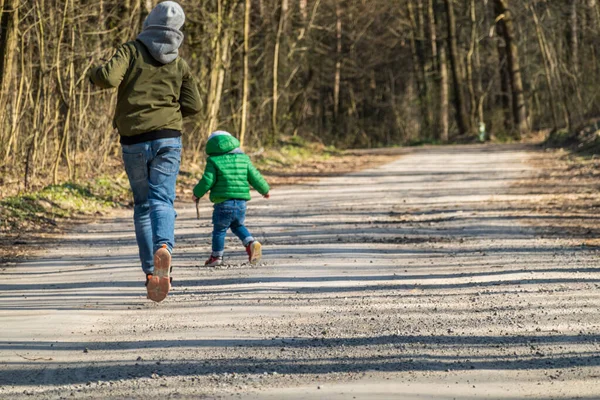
1, 145, 599, 399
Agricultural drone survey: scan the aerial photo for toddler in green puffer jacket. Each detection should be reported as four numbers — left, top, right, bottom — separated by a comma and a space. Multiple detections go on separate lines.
193, 131, 270, 266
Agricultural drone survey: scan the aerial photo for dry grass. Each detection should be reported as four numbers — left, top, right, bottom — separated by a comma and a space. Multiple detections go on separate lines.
515, 148, 600, 247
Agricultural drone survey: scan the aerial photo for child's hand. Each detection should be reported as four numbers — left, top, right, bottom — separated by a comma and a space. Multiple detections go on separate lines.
263, 193, 270, 199
192, 195, 200, 203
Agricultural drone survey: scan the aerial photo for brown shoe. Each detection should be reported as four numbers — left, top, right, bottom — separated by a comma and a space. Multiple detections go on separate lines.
146, 244, 171, 302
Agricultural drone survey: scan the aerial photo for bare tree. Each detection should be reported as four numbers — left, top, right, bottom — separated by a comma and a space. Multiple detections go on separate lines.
240, 0, 251, 147
494, 0, 528, 137
444, 0, 471, 135
272, 0, 289, 141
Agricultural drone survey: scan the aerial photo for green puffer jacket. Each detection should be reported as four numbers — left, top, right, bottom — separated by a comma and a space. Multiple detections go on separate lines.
193, 135, 270, 204
89, 40, 202, 137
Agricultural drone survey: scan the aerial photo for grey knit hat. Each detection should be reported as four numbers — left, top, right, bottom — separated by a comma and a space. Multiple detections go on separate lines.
137, 1, 185, 64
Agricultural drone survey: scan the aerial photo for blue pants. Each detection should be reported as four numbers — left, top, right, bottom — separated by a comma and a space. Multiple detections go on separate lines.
121, 137, 181, 274
212, 199, 254, 257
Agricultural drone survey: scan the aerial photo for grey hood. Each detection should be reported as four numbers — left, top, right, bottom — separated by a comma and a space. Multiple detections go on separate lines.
137, 1, 185, 64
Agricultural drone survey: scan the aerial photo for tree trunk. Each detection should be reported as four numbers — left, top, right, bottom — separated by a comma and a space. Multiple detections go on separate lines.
208, 33, 231, 136
240, 0, 251, 147
528, 3, 560, 130
426, 0, 439, 136
426, 0, 438, 72
121, 0, 132, 41
408, 1, 431, 132
0, 0, 18, 156
333, 0, 342, 120
439, 41, 449, 142
444, 0, 470, 135
0, 0, 18, 110
300, 0, 307, 21
416, 0, 433, 128
473, 0, 484, 127
205, 0, 235, 139
494, 0, 528, 137
141, 0, 152, 25
272, 0, 288, 142
569, 0, 579, 75
567, 0, 584, 125
588, 0, 600, 28
497, 38, 513, 132
466, 0, 483, 129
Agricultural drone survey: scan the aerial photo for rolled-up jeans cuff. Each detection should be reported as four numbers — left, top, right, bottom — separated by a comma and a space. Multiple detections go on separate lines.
243, 237, 255, 247
211, 250, 224, 257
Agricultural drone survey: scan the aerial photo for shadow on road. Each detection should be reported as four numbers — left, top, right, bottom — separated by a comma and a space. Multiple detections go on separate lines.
2, 144, 599, 392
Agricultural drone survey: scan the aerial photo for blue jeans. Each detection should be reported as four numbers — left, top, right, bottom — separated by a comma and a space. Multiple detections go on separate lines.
212, 199, 254, 257
121, 137, 181, 274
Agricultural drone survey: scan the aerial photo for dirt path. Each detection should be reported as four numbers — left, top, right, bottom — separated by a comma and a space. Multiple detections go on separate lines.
1, 145, 599, 399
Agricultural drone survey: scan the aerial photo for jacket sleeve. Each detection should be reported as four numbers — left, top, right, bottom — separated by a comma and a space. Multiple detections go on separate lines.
248, 159, 270, 195
179, 60, 202, 118
89, 44, 132, 89
193, 159, 217, 198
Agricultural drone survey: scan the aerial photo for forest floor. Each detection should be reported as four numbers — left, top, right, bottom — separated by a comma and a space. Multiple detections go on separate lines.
1, 144, 599, 399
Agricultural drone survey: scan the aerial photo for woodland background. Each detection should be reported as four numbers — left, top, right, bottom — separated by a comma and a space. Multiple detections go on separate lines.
0, 0, 598, 193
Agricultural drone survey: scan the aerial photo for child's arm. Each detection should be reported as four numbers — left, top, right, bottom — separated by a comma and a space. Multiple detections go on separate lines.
88, 44, 132, 89
193, 159, 217, 200
248, 161, 270, 197
179, 60, 202, 118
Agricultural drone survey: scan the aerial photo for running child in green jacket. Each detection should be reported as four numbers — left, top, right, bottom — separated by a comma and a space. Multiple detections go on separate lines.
193, 131, 270, 267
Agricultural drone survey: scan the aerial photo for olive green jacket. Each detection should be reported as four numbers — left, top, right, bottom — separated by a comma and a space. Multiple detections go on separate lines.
89, 40, 202, 137
193, 135, 270, 204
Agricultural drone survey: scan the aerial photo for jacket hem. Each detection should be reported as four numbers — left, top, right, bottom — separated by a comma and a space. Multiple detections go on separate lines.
120, 129, 182, 145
